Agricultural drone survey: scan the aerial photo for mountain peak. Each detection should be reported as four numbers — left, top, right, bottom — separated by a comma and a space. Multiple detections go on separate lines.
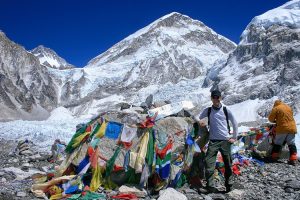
162, 11, 182, 17
153, 12, 197, 28
149, 12, 202, 29
115, 12, 208, 44
34, 45, 51, 51
30, 45, 75, 70
87, 12, 236, 67
159, 12, 188, 21
83, 12, 236, 110
31, 45, 59, 57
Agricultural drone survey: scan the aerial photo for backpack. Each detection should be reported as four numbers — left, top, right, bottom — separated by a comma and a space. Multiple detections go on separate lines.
207, 106, 230, 133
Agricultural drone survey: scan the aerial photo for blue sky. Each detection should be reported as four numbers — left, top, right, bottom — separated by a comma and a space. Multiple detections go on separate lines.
0, 0, 288, 67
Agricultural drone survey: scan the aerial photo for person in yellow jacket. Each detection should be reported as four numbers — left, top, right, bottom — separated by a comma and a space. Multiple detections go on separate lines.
268, 100, 298, 165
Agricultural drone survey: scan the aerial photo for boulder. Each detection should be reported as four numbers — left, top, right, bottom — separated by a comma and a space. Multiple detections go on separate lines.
227, 189, 245, 199
19, 150, 33, 156
16, 192, 26, 197
158, 188, 187, 200
155, 117, 190, 151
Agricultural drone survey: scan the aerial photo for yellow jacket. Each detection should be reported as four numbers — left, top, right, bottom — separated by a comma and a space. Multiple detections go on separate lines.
268, 100, 297, 134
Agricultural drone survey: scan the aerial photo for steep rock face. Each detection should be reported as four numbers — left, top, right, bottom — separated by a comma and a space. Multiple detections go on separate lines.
0, 32, 58, 121
217, 1, 300, 115
30, 45, 75, 70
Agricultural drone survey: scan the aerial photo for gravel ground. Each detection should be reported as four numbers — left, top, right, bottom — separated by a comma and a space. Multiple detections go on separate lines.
0, 138, 49, 200
0, 138, 299, 200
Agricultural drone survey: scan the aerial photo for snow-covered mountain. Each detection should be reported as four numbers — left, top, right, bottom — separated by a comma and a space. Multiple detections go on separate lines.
2, 0, 300, 122
45, 12, 236, 118
69, 12, 236, 116
30, 45, 75, 69
0, 32, 58, 121
0, 12, 236, 120
217, 0, 300, 118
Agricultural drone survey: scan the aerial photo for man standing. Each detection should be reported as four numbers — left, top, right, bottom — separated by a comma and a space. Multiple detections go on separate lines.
199, 90, 238, 193
268, 100, 298, 165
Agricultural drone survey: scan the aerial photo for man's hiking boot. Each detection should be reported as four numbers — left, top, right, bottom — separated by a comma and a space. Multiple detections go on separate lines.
225, 184, 232, 193
263, 157, 278, 163
288, 160, 297, 166
225, 178, 233, 193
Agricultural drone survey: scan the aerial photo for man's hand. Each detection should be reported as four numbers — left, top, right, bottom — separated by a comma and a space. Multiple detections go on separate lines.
228, 138, 236, 144
199, 119, 207, 127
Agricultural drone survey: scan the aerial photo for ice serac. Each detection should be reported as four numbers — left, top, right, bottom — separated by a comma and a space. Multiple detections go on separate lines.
0, 31, 58, 121
217, 0, 300, 116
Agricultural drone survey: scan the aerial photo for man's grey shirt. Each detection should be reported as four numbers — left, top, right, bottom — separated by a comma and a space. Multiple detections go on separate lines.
199, 105, 238, 140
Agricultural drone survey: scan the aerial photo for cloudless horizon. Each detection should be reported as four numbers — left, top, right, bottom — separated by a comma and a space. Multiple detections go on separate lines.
0, 0, 288, 67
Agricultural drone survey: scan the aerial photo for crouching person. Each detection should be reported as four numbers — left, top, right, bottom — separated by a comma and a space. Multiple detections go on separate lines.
268, 100, 298, 165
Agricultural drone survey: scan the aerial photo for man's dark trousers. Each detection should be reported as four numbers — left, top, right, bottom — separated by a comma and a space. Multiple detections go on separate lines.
205, 140, 233, 188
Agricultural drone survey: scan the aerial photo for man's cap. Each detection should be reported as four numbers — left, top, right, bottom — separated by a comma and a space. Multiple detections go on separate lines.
211, 90, 221, 97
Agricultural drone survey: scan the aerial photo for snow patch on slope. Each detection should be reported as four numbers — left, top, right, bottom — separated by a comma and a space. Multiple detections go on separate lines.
227, 99, 265, 123
47, 107, 74, 121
